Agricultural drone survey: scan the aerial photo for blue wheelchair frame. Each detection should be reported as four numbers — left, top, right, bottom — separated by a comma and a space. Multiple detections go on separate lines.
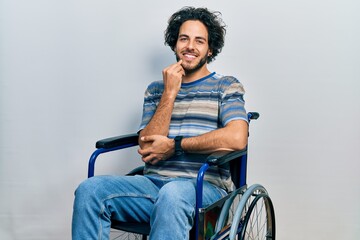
87, 112, 261, 239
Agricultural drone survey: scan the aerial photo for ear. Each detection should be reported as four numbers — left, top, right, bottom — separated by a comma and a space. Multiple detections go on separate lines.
208, 49, 213, 56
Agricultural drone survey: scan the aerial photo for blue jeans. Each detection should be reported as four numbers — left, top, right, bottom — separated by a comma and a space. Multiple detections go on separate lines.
72, 174, 227, 240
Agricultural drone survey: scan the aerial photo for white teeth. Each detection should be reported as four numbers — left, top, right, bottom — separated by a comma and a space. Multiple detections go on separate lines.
184, 54, 196, 59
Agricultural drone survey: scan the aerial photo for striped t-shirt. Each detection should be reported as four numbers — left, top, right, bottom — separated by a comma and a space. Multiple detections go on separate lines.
139, 72, 248, 192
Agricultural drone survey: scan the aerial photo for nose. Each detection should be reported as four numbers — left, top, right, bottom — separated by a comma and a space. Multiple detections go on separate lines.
186, 39, 195, 50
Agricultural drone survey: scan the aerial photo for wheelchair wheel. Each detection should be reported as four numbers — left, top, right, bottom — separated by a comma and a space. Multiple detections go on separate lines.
229, 184, 275, 240
212, 186, 247, 236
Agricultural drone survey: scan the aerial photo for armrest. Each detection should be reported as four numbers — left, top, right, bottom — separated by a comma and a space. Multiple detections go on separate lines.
248, 112, 259, 120
206, 148, 247, 166
95, 133, 139, 149
88, 133, 139, 178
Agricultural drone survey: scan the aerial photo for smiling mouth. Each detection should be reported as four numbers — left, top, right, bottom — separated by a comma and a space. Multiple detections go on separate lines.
183, 53, 197, 61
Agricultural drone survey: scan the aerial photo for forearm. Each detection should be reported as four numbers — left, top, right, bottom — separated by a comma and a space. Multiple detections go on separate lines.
181, 120, 248, 154
138, 122, 247, 165
140, 60, 184, 149
139, 93, 175, 148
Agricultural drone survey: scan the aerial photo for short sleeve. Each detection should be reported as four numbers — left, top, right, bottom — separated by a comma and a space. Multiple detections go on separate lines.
218, 77, 248, 126
138, 81, 163, 132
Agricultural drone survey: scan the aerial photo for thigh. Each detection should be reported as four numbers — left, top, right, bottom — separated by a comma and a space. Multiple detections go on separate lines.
201, 180, 228, 206
157, 178, 226, 207
76, 175, 160, 222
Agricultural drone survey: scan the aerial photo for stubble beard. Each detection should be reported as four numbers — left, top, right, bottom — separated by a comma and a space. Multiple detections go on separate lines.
175, 53, 208, 75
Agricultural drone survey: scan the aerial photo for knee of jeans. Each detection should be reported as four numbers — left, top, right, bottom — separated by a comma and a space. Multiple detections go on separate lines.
74, 177, 102, 201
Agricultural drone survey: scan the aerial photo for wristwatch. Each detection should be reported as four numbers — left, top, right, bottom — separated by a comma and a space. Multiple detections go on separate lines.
174, 136, 184, 156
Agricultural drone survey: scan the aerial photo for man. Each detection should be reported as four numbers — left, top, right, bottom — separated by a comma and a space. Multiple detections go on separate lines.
72, 7, 248, 240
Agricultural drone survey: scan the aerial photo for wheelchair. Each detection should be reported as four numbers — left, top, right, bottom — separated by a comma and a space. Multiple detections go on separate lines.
87, 112, 275, 240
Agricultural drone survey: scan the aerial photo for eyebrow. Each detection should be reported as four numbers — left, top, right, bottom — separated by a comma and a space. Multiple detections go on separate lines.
178, 34, 207, 41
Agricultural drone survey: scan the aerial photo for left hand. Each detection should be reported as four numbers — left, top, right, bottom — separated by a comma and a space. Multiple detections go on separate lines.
138, 135, 175, 165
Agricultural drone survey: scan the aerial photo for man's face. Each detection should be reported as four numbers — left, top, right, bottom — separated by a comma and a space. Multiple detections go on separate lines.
174, 20, 212, 74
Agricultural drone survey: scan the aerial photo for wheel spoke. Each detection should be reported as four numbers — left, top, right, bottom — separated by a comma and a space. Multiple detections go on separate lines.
241, 191, 275, 240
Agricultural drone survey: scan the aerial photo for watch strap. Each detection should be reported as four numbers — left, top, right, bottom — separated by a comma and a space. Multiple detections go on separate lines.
174, 136, 184, 156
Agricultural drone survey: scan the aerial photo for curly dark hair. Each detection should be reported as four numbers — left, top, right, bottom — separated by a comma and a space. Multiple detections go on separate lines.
164, 7, 226, 63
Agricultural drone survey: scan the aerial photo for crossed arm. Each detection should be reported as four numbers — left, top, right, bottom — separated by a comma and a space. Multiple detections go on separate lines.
139, 120, 248, 165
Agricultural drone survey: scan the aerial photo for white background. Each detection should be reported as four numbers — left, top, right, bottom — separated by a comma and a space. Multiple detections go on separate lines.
1, 0, 359, 239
